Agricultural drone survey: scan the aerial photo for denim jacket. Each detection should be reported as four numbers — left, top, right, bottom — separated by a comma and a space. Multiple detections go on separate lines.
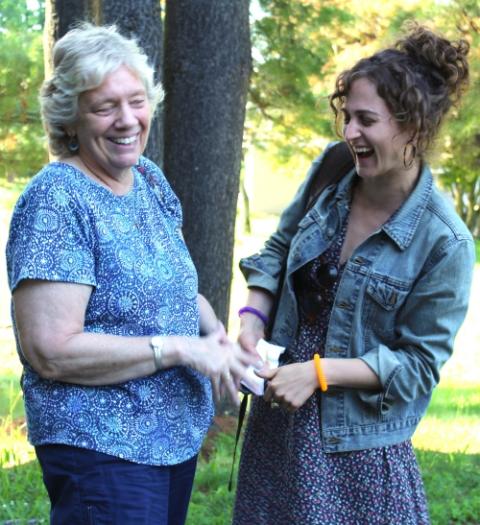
240, 142, 475, 452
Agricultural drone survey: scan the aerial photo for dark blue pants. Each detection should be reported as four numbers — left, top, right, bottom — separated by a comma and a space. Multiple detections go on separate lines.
35, 445, 198, 525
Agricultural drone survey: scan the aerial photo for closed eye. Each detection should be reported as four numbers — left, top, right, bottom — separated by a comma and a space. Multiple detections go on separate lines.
93, 104, 114, 115
130, 98, 147, 108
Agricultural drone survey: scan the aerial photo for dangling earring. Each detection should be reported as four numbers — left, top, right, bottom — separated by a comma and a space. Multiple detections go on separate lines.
403, 141, 417, 169
67, 135, 79, 153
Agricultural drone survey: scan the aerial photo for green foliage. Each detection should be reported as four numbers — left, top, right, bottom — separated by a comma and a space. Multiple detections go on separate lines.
248, 0, 434, 160
248, 0, 480, 238
0, 0, 47, 182
418, 450, 480, 524
432, 1, 480, 237
186, 431, 237, 525
0, 0, 45, 31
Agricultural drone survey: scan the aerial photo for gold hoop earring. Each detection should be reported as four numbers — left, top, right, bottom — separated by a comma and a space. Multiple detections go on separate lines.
403, 142, 417, 169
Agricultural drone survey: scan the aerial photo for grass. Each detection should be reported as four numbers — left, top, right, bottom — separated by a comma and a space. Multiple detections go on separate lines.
0, 180, 479, 524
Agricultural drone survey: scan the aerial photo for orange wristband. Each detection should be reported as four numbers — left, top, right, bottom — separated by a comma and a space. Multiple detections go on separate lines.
313, 354, 328, 392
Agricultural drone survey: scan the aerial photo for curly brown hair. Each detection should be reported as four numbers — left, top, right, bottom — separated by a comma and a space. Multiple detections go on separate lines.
329, 23, 469, 157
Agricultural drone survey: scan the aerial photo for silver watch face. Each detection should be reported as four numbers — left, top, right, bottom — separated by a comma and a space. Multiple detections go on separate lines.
150, 336, 164, 350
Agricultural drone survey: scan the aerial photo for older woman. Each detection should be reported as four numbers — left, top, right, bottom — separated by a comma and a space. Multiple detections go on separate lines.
6, 23, 251, 524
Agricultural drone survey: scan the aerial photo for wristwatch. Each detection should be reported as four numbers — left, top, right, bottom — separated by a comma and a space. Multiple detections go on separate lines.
150, 336, 165, 370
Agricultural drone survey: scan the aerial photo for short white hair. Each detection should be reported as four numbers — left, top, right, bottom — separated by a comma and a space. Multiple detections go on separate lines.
40, 23, 164, 156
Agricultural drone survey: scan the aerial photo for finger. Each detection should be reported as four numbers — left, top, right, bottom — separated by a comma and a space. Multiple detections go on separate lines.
211, 377, 221, 404
255, 366, 277, 379
223, 375, 240, 406
237, 333, 262, 355
228, 357, 250, 379
263, 383, 273, 403
217, 321, 227, 339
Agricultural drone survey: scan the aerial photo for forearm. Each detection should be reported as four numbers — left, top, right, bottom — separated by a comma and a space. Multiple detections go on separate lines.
262, 357, 381, 412
239, 288, 274, 332
197, 293, 219, 335
24, 331, 194, 386
322, 358, 381, 390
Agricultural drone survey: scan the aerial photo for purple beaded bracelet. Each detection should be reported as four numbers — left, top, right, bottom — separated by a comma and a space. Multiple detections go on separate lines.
238, 306, 269, 326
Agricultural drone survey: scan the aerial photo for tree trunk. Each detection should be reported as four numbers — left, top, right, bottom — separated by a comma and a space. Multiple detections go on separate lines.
163, 0, 251, 326
43, 0, 164, 167
43, 0, 88, 76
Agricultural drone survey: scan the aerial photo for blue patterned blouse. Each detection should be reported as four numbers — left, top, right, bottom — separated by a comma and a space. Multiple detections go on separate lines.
6, 157, 214, 465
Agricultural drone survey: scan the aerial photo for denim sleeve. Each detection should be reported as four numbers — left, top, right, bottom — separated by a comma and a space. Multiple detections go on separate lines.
359, 236, 476, 414
239, 143, 337, 294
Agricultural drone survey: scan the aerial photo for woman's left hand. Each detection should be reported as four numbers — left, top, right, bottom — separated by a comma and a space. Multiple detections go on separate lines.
257, 361, 318, 412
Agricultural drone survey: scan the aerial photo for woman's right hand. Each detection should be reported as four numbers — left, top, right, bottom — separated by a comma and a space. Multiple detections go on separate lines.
183, 324, 254, 405
237, 315, 265, 357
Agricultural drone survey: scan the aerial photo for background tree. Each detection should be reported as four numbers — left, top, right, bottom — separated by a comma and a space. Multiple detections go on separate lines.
0, 0, 46, 180
163, 0, 251, 325
434, 0, 480, 237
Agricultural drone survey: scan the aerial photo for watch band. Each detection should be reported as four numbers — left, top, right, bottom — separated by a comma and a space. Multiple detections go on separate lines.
150, 336, 165, 370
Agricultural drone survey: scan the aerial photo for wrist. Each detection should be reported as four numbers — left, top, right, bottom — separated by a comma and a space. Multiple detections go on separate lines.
238, 306, 269, 327
239, 312, 267, 334
313, 354, 328, 392
150, 336, 165, 370
152, 336, 190, 369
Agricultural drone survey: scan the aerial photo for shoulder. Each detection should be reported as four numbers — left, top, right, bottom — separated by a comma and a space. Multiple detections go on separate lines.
135, 156, 183, 220
12, 162, 87, 217
427, 184, 473, 243
418, 181, 475, 271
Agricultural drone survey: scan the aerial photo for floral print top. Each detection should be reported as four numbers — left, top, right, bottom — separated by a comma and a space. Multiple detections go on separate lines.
6, 157, 214, 466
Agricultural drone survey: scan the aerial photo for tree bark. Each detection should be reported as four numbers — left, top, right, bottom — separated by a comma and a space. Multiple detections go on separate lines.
43, 0, 88, 76
163, 0, 251, 325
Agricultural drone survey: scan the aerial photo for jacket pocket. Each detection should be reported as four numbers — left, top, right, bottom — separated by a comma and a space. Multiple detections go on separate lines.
364, 274, 412, 337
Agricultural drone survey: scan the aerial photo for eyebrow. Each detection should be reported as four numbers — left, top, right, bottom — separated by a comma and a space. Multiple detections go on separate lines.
89, 89, 147, 104
341, 108, 380, 118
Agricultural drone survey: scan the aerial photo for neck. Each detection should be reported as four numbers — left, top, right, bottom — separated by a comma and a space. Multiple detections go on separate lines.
355, 161, 421, 213
65, 155, 134, 196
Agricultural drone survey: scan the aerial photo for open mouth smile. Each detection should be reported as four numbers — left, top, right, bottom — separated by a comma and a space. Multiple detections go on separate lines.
353, 146, 374, 159
109, 136, 137, 145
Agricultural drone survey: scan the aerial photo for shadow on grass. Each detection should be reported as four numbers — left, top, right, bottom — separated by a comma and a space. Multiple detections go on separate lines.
417, 448, 480, 525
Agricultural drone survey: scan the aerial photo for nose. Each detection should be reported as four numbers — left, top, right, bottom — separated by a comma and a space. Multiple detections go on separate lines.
343, 119, 360, 141
115, 101, 137, 127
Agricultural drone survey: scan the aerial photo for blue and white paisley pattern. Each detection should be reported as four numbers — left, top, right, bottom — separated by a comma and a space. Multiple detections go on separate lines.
6, 157, 214, 466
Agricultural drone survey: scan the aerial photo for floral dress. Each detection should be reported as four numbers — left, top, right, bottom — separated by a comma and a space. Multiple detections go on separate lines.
232, 219, 430, 525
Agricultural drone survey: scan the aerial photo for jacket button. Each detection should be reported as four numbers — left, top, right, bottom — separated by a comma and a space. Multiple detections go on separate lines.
327, 228, 335, 237
337, 300, 349, 309
329, 346, 342, 354
353, 256, 364, 264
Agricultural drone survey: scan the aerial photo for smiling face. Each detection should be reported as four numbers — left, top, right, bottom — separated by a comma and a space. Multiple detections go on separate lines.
342, 77, 416, 183
72, 65, 151, 182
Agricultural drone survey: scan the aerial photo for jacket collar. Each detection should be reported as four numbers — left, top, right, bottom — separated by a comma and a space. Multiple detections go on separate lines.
332, 163, 433, 251
382, 164, 433, 250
